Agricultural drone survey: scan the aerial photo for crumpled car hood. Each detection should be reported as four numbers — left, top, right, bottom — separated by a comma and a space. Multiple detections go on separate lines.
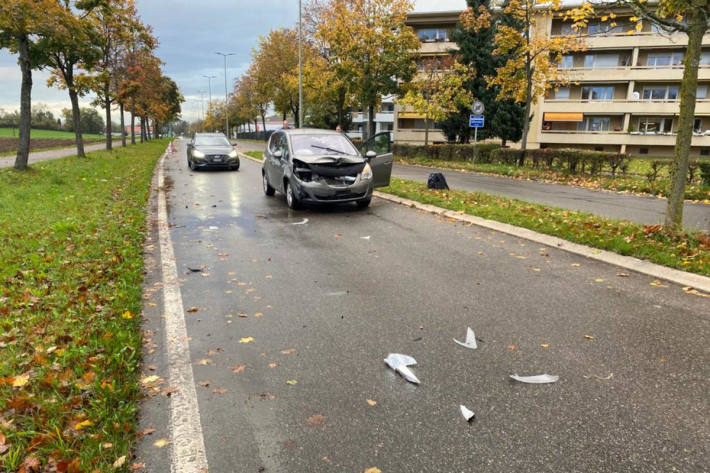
292, 154, 364, 164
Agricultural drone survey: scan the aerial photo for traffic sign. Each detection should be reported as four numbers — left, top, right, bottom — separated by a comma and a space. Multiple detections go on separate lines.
469, 114, 484, 128
471, 101, 485, 115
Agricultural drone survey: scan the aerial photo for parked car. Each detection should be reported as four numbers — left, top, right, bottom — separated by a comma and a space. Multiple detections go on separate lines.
261, 128, 393, 209
186, 133, 240, 171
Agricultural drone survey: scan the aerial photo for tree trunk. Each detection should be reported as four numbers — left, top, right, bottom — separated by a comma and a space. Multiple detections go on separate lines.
68, 84, 85, 158
337, 86, 346, 129
140, 117, 145, 143
104, 80, 112, 150
518, 51, 534, 166
367, 103, 375, 140
120, 102, 126, 147
14, 34, 32, 171
666, 19, 704, 229
130, 100, 136, 145
261, 112, 267, 139
424, 115, 430, 147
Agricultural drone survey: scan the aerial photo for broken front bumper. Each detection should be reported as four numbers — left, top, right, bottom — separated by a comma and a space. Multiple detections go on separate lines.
293, 179, 372, 204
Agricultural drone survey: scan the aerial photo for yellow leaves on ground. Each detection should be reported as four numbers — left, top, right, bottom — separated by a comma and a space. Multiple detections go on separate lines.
74, 419, 93, 431
113, 455, 127, 468
286, 379, 298, 385
195, 359, 213, 365
153, 438, 170, 448
540, 343, 550, 349
232, 364, 246, 374
212, 387, 228, 395
364, 468, 382, 473
280, 348, 297, 355
650, 280, 669, 288
141, 375, 161, 386
121, 311, 135, 319
239, 337, 254, 344
366, 399, 377, 406
12, 373, 30, 388
186, 307, 199, 313
254, 312, 264, 318
594, 278, 605, 283
584, 335, 596, 341
683, 286, 710, 298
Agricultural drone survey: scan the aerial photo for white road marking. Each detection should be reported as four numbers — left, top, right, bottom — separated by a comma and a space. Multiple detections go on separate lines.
157, 150, 209, 473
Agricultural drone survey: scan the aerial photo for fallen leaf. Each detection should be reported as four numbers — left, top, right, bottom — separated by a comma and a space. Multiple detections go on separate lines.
364, 468, 381, 473
232, 364, 246, 374
12, 373, 30, 388
254, 312, 263, 317
366, 399, 377, 406
20, 456, 40, 473
571, 263, 581, 267
683, 286, 710, 298
141, 375, 161, 386
239, 337, 254, 344
584, 335, 595, 341
594, 278, 605, 283
286, 379, 298, 385
306, 414, 326, 428
113, 456, 127, 468
153, 438, 170, 448
540, 343, 550, 349
616, 273, 630, 278
265, 275, 272, 279
212, 387, 228, 394
195, 359, 213, 366
507, 344, 516, 351
280, 348, 297, 355
206, 349, 220, 356
237, 312, 248, 318
224, 290, 232, 294
198, 381, 210, 387
650, 280, 668, 288
130, 463, 146, 471
74, 419, 93, 431
187, 307, 199, 313
121, 311, 134, 319
137, 428, 155, 439
334, 233, 342, 238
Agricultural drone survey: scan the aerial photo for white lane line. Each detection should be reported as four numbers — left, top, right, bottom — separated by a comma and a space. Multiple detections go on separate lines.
157, 151, 209, 473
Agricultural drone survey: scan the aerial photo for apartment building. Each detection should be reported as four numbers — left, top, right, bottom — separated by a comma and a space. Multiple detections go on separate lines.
531, 8, 710, 157
348, 95, 395, 140
394, 11, 461, 144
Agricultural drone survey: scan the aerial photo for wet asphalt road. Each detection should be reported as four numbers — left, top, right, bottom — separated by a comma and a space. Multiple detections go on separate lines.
142, 139, 709, 472
393, 164, 710, 232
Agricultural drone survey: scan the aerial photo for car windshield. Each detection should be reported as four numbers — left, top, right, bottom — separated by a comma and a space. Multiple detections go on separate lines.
194, 136, 230, 147
290, 134, 359, 156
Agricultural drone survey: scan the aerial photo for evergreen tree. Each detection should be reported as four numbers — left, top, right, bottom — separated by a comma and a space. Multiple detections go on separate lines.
444, 0, 524, 145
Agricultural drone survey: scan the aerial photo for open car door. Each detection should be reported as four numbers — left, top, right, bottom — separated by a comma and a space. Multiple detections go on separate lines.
361, 131, 393, 188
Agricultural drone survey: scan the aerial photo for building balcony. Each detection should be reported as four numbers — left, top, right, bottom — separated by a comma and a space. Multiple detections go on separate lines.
418, 41, 458, 56
543, 98, 710, 115
539, 130, 710, 147
552, 31, 710, 49
394, 128, 448, 144
564, 64, 710, 82
352, 111, 395, 123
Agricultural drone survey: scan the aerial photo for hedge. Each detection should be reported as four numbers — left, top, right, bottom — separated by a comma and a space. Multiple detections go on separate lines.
486, 148, 629, 175
647, 160, 710, 184
393, 143, 500, 162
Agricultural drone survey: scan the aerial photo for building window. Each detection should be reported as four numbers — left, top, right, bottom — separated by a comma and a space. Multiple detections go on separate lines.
587, 22, 624, 35
584, 54, 619, 68
694, 118, 703, 133
578, 117, 611, 132
559, 55, 574, 69
642, 85, 679, 100
640, 147, 649, 154
647, 52, 684, 67
581, 86, 614, 101
638, 117, 673, 134
554, 87, 570, 99
701, 52, 710, 65
697, 85, 708, 99
417, 28, 448, 42
701, 148, 710, 156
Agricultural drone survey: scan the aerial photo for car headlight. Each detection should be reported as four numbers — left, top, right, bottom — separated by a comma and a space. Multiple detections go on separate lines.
192, 150, 205, 158
361, 162, 373, 180
228, 150, 238, 158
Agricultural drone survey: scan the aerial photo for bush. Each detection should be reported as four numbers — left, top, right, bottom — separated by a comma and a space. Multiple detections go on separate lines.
489, 148, 629, 175
699, 162, 710, 186
393, 143, 500, 162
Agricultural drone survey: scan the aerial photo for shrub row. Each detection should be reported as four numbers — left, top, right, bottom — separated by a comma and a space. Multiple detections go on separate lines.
393, 143, 500, 162
647, 160, 710, 185
489, 148, 630, 176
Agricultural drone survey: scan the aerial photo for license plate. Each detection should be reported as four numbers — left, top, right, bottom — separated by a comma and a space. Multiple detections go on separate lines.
212, 156, 223, 162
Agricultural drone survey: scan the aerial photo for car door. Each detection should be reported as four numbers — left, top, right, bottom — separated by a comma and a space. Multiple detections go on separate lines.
362, 132, 393, 188
265, 132, 282, 188
274, 133, 290, 191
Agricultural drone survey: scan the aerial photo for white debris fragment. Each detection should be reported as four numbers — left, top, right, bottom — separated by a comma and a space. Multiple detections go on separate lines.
453, 327, 477, 350
384, 353, 420, 384
208, 226, 218, 230
510, 374, 559, 384
360, 235, 371, 240
460, 405, 475, 422
291, 218, 309, 225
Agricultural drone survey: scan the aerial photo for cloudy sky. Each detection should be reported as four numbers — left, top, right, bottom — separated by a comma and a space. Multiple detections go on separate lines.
0, 0, 466, 122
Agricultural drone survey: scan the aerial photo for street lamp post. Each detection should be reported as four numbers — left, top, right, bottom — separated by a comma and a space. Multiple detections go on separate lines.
298, 0, 303, 129
202, 75, 216, 109
198, 90, 205, 130
216, 52, 236, 138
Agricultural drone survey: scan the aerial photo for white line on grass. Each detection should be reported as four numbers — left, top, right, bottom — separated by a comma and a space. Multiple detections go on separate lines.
157, 150, 209, 473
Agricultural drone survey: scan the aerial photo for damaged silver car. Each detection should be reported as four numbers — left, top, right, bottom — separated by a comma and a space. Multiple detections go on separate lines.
261, 129, 393, 209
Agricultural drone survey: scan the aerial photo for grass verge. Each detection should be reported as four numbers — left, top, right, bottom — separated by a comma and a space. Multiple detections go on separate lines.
381, 178, 710, 277
0, 139, 168, 471
396, 156, 710, 202
244, 151, 264, 161
0, 128, 104, 140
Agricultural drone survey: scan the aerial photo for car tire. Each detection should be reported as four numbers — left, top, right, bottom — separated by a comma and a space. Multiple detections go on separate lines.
231, 164, 240, 171
356, 198, 371, 209
285, 181, 301, 209
188, 159, 196, 171
263, 173, 275, 196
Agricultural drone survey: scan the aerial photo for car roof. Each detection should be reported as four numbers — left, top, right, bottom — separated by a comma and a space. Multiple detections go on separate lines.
194, 132, 226, 137
280, 128, 342, 136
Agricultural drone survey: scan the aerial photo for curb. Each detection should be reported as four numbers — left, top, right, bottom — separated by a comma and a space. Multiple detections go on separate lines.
237, 151, 263, 164
373, 191, 710, 293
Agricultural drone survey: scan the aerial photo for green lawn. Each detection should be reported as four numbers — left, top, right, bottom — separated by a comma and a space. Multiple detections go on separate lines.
0, 139, 168, 471
0, 127, 104, 140
244, 151, 264, 160
381, 178, 710, 277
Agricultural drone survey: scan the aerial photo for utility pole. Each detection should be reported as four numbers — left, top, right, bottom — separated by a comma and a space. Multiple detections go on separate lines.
298, 0, 304, 129
216, 52, 236, 138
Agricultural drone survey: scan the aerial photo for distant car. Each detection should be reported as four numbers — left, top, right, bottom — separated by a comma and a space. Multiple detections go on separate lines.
186, 133, 239, 171
261, 128, 393, 209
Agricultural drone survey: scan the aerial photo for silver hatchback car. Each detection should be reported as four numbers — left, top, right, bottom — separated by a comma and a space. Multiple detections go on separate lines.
261, 129, 393, 209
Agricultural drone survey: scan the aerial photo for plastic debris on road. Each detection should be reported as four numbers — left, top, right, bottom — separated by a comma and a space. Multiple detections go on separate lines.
510, 374, 559, 384
453, 327, 478, 350
384, 353, 420, 385
291, 218, 309, 225
360, 235, 371, 240
460, 405, 475, 422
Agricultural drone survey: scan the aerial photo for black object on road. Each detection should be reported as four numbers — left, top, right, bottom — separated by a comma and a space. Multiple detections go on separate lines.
427, 172, 449, 190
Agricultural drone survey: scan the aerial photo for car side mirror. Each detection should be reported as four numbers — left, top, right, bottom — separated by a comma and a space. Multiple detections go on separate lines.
273, 150, 283, 159
230, 141, 238, 147
365, 150, 377, 159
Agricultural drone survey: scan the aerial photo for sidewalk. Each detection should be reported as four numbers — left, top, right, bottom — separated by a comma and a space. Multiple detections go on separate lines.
0, 142, 107, 169
393, 163, 710, 232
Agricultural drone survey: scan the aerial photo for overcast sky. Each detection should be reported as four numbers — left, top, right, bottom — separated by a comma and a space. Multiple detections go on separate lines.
0, 0, 466, 122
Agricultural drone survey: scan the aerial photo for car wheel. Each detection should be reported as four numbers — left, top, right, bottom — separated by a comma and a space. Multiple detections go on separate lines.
263, 173, 275, 196
188, 159, 196, 171
356, 198, 371, 209
285, 181, 300, 209
231, 164, 240, 171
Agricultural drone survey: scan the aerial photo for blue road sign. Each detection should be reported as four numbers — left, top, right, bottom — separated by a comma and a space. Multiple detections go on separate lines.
469, 114, 484, 128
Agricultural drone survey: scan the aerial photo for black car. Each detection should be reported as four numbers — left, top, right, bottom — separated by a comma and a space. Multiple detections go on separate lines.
187, 133, 240, 171
261, 128, 393, 209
